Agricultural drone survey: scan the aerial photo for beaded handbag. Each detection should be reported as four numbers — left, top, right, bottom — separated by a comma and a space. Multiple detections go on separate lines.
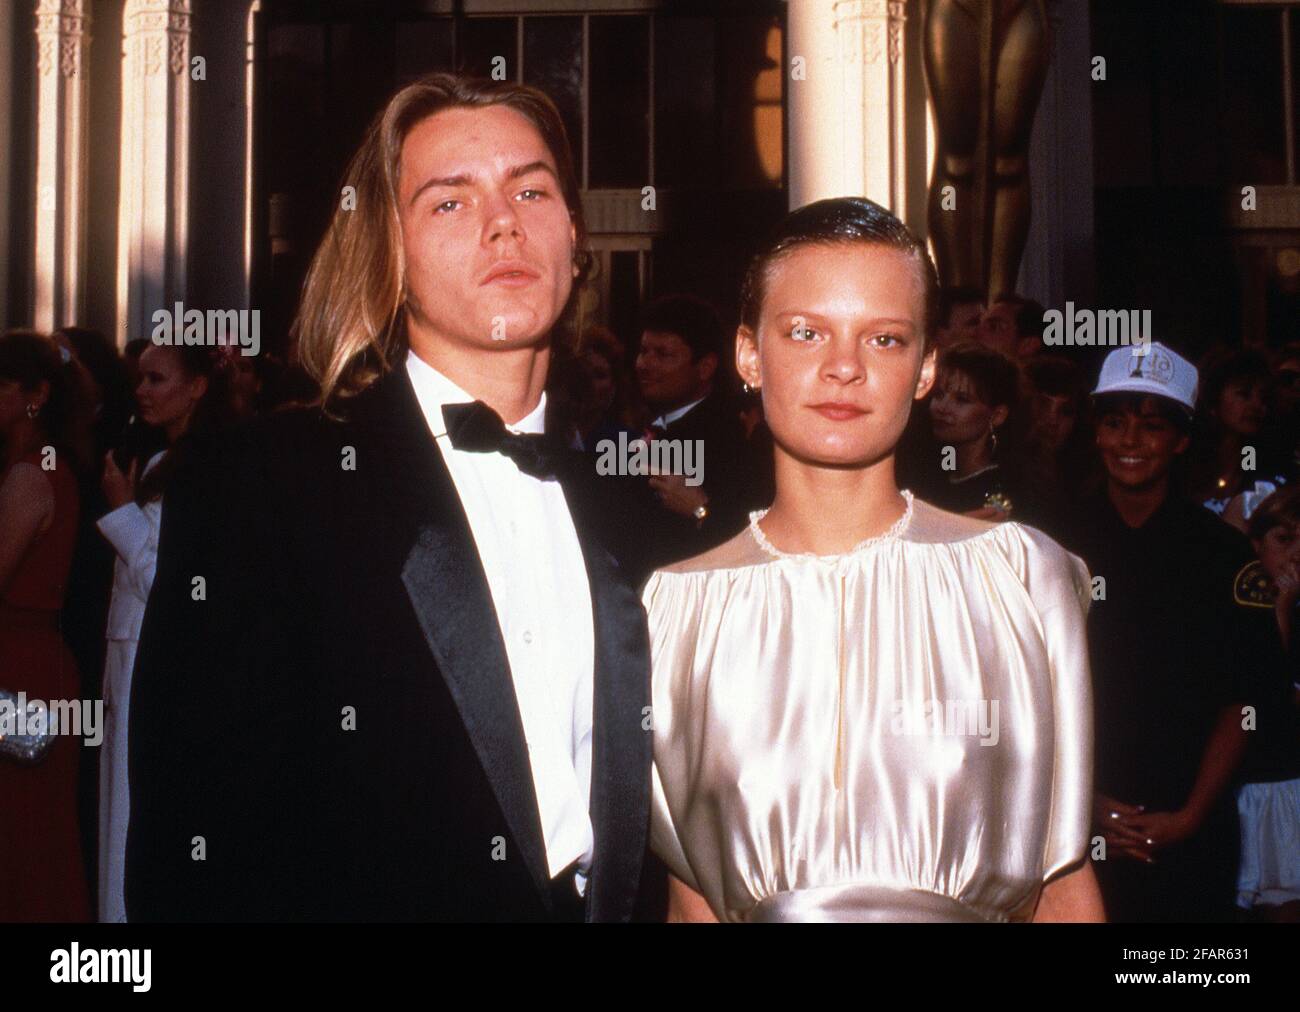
0, 688, 57, 764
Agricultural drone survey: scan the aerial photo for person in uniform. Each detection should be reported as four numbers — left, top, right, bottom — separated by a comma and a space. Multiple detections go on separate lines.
1058, 342, 1257, 922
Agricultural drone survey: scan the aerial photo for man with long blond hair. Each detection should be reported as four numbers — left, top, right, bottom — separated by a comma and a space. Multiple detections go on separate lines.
126, 74, 651, 922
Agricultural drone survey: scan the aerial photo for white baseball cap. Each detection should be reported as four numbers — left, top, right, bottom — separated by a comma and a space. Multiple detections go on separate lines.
1091, 341, 1198, 413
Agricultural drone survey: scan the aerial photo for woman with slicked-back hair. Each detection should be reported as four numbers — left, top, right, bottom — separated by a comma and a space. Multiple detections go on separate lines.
645, 197, 1103, 923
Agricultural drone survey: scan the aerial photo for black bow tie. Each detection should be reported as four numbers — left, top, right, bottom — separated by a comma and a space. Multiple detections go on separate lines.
441, 400, 563, 480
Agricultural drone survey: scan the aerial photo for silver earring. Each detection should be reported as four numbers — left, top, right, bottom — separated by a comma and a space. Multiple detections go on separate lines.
25, 403, 38, 419
988, 424, 998, 456
742, 381, 760, 395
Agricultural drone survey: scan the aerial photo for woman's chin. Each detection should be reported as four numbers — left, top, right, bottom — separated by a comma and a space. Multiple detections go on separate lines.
779, 436, 892, 471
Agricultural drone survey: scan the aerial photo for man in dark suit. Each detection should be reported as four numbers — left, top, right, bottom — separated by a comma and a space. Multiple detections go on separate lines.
125, 74, 651, 922
632, 295, 773, 572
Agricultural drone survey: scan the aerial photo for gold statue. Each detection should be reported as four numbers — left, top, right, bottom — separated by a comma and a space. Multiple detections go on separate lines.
922, 0, 1051, 301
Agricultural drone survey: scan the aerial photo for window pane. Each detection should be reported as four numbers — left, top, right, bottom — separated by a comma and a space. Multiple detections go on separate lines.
718, 15, 783, 189
1220, 7, 1286, 183
327, 23, 397, 157
457, 17, 517, 81
653, 14, 782, 190
1293, 10, 1300, 181
395, 18, 454, 83
608, 250, 642, 347
523, 16, 584, 183
654, 16, 717, 189
1151, 5, 1215, 186
589, 15, 650, 188
265, 25, 326, 196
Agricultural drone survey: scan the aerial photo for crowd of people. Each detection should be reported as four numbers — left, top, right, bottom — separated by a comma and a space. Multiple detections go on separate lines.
0, 71, 1296, 925
0, 332, 309, 921
3, 286, 1296, 923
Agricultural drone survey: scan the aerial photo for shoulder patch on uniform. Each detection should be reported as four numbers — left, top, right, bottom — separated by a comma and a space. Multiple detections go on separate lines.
1234, 560, 1274, 608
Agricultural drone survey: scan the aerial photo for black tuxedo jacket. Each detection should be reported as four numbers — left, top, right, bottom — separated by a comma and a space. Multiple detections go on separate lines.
636, 392, 773, 574
125, 365, 652, 921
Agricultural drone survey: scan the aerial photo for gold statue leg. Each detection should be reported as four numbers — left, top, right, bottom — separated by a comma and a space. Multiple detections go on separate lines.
988, 0, 1050, 301
923, 0, 1051, 301
923, 0, 983, 291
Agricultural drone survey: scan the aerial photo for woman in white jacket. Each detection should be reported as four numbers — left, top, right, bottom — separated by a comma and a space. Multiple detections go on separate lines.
98, 343, 230, 922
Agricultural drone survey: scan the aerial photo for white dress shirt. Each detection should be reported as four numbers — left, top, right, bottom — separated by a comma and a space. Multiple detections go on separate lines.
405, 351, 596, 893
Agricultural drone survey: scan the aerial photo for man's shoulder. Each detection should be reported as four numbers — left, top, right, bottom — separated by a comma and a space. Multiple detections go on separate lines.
184, 403, 334, 469
169, 403, 361, 518
670, 392, 744, 438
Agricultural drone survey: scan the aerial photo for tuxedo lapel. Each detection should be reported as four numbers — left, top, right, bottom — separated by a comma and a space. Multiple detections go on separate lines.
400, 524, 553, 901
352, 367, 554, 904
558, 462, 653, 922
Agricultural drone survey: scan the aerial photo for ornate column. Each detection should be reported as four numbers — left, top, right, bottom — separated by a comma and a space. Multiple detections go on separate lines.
33, 0, 91, 331
117, 0, 191, 346
787, 0, 911, 215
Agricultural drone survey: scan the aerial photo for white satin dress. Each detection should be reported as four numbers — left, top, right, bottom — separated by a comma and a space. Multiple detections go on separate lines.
644, 492, 1094, 922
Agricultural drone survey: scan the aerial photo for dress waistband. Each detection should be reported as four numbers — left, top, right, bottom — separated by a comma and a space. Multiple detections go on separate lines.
746, 884, 998, 923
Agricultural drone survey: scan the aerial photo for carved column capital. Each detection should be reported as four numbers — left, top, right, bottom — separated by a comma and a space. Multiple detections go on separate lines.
123, 0, 192, 77
832, 0, 907, 66
34, 0, 91, 78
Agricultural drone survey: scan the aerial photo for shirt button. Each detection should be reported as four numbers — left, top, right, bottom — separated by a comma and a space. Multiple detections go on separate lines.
522, 630, 533, 644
